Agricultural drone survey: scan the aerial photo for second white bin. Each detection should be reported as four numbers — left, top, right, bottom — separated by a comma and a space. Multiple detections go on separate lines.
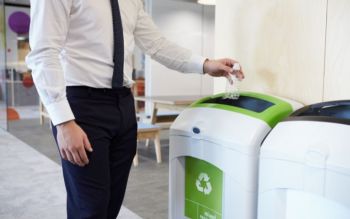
258, 100, 350, 219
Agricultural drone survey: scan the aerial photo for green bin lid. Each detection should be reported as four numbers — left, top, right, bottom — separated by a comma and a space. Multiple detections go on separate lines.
190, 92, 293, 127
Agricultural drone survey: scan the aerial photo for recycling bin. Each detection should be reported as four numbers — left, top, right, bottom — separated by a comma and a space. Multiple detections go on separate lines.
169, 92, 302, 219
258, 100, 350, 219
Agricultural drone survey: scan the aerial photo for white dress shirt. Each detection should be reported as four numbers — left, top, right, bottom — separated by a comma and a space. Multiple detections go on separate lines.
26, 0, 206, 126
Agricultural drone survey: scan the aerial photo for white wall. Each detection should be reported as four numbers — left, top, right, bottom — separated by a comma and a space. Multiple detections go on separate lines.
145, 0, 215, 98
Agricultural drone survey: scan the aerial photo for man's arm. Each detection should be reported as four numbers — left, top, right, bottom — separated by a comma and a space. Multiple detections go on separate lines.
133, 1, 244, 79
26, 0, 74, 126
26, 0, 92, 166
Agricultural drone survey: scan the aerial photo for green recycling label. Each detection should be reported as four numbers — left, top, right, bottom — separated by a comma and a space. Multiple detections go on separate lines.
185, 157, 223, 219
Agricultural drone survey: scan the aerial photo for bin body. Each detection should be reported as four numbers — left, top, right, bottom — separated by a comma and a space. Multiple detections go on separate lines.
169, 92, 301, 219
258, 100, 350, 219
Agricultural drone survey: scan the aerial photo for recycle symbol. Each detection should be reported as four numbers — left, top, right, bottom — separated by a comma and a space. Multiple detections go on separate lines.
195, 172, 212, 195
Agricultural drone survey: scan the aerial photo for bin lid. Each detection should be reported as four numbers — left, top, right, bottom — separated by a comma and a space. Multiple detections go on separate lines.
191, 92, 294, 127
260, 121, 350, 176
287, 100, 350, 125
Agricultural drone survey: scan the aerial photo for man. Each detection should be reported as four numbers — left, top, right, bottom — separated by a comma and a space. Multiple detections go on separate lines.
26, 0, 244, 218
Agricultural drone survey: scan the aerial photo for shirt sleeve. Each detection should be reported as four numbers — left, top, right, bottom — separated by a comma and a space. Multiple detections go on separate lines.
26, 0, 75, 126
133, 1, 207, 74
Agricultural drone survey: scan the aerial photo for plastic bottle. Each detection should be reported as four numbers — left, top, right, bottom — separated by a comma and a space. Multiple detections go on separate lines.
224, 63, 241, 99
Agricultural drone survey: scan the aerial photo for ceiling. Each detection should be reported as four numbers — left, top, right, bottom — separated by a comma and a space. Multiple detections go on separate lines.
5, 0, 30, 6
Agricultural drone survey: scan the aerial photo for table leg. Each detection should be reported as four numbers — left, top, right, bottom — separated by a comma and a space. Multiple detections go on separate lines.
133, 152, 139, 167
39, 101, 44, 125
151, 103, 158, 125
146, 103, 159, 147
133, 140, 139, 167
154, 132, 162, 163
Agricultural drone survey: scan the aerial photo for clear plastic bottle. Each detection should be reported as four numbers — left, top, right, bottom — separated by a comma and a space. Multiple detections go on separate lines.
223, 63, 241, 100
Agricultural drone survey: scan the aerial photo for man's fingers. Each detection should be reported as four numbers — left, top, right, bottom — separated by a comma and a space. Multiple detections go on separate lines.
60, 148, 68, 160
83, 135, 93, 152
66, 151, 75, 165
224, 59, 244, 79
56, 121, 90, 167
230, 63, 244, 81
223, 58, 237, 67
205, 58, 244, 81
239, 71, 245, 80
233, 71, 245, 81
220, 64, 234, 74
70, 148, 84, 166
225, 73, 234, 85
78, 147, 89, 166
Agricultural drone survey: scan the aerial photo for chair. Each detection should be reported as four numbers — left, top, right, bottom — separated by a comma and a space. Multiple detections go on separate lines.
39, 101, 50, 125
133, 122, 162, 166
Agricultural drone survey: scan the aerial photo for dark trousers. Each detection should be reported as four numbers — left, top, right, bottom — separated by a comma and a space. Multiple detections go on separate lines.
52, 86, 137, 219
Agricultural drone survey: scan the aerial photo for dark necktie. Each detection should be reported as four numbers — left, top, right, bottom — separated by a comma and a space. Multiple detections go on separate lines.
110, 0, 124, 88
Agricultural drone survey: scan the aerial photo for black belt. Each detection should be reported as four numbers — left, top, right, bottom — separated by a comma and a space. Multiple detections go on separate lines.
66, 86, 131, 98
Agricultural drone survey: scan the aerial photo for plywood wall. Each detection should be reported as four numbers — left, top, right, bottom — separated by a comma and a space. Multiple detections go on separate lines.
215, 0, 329, 104
324, 0, 350, 101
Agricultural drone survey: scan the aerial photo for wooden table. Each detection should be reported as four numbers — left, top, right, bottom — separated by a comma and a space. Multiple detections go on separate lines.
134, 95, 205, 125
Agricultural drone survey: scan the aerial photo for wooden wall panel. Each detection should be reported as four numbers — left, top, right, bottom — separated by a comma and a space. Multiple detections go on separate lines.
215, 0, 328, 104
324, 0, 350, 101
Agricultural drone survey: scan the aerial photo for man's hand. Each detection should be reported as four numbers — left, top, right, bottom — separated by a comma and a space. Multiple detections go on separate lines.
203, 58, 245, 81
56, 120, 93, 167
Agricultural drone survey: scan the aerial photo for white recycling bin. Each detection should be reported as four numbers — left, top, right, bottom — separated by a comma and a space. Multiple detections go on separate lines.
169, 92, 302, 219
258, 100, 350, 219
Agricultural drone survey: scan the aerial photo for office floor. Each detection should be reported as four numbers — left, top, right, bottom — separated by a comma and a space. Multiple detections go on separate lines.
0, 128, 141, 219
8, 119, 170, 219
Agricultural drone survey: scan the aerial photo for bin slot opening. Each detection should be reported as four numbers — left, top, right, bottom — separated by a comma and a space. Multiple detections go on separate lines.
203, 96, 275, 113
298, 105, 350, 120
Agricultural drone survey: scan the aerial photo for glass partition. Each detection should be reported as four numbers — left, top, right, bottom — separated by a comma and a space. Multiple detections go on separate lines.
0, 0, 7, 130
4, 3, 35, 127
